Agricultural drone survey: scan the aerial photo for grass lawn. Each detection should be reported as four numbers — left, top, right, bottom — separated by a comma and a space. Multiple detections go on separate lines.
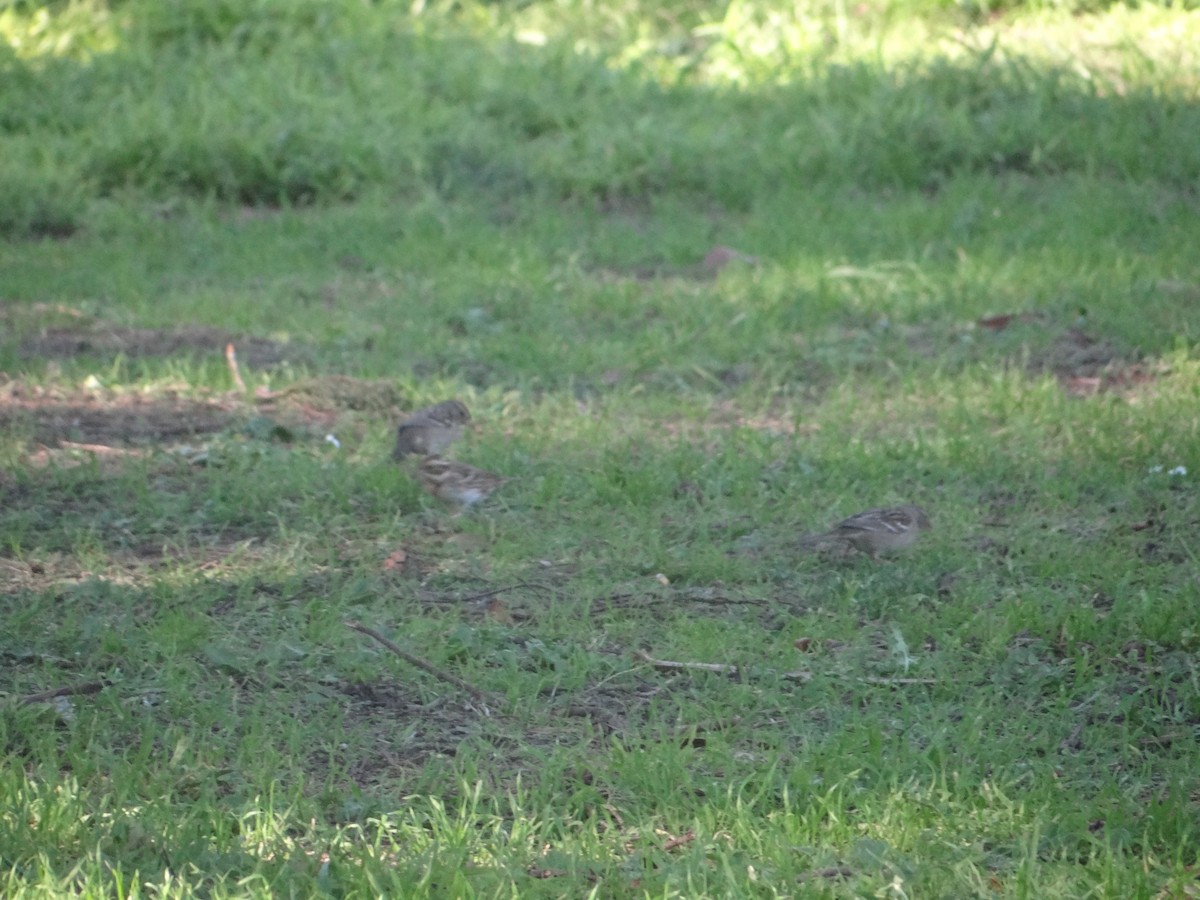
2, 0, 1199, 896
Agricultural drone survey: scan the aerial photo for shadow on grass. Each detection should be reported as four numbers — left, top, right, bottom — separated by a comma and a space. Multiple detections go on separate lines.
1, 5, 1197, 235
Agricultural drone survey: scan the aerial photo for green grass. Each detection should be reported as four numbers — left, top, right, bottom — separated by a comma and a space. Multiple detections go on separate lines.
2, 0, 1199, 897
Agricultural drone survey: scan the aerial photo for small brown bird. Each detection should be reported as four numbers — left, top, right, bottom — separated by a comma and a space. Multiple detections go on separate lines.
801, 504, 932, 559
417, 456, 508, 507
392, 400, 471, 459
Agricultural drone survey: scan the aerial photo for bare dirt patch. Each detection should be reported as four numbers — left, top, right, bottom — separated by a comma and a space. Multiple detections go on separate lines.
1058, 361, 1161, 397
0, 372, 408, 451
18, 324, 303, 369
261, 375, 407, 413
0, 537, 261, 595
1015, 325, 1160, 397
334, 680, 484, 779
0, 382, 238, 446
1034, 327, 1124, 377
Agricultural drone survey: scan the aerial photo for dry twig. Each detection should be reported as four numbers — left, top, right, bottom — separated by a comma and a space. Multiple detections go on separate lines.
345, 620, 493, 704
679, 589, 766, 606
225, 342, 247, 393
20, 681, 107, 705
59, 442, 147, 458
796, 865, 854, 882
662, 830, 696, 851
635, 649, 738, 676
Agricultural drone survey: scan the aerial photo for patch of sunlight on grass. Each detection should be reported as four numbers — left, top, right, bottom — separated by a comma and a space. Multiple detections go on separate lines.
507, 0, 1199, 92
965, 7, 1200, 97
0, 0, 122, 60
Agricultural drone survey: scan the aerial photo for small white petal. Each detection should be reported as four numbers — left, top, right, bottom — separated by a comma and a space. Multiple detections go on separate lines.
1148, 465, 1163, 474
324, 434, 341, 449
1169, 466, 1187, 476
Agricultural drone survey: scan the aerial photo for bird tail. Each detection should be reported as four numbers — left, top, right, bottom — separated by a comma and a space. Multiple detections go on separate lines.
797, 531, 835, 549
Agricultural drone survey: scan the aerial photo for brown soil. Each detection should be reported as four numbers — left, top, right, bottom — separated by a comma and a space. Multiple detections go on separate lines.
18, 324, 303, 369
0, 382, 238, 446
0, 364, 408, 450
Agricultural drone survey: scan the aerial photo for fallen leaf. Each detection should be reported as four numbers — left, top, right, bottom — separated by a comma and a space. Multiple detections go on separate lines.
527, 867, 567, 879
978, 313, 1016, 331
702, 245, 759, 273
1064, 376, 1102, 395
382, 548, 407, 571
794, 637, 816, 652
662, 830, 695, 851
485, 598, 513, 624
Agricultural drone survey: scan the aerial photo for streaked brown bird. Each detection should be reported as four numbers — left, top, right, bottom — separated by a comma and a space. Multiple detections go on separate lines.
800, 504, 932, 559
392, 400, 470, 459
417, 456, 508, 508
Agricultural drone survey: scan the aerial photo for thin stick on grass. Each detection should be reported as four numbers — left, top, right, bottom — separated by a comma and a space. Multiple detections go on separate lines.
679, 590, 766, 606
458, 582, 536, 603
796, 866, 854, 882
58, 441, 147, 457
662, 830, 696, 851
345, 620, 492, 704
634, 649, 738, 675
225, 342, 247, 393
20, 681, 107, 705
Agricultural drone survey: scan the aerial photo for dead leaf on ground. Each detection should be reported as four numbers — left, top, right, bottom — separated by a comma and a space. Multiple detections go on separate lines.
662, 830, 696, 851
797, 865, 854, 882
485, 598, 514, 624
382, 548, 408, 572
526, 867, 568, 879
702, 245, 760, 273
976, 311, 1043, 331
978, 313, 1018, 331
